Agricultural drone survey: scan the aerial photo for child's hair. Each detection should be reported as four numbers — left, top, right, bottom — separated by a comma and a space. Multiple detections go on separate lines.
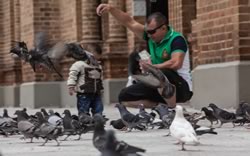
84, 43, 102, 55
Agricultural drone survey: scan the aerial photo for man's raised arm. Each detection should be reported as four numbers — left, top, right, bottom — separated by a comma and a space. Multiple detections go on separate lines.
96, 3, 145, 39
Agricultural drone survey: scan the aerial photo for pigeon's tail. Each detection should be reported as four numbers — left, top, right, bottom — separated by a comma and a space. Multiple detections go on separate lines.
196, 129, 218, 135
181, 133, 199, 145
118, 141, 146, 154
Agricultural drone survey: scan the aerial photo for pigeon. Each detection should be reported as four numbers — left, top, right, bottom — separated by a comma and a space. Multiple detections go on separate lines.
237, 101, 250, 120
152, 103, 175, 129
152, 103, 170, 119
201, 107, 219, 127
138, 104, 154, 128
110, 119, 127, 131
115, 103, 146, 132
46, 110, 63, 126
41, 108, 49, 120
132, 63, 175, 99
14, 110, 39, 142
93, 114, 107, 152
208, 103, 236, 127
35, 112, 63, 146
0, 109, 18, 134
101, 130, 146, 156
170, 105, 199, 151
193, 125, 218, 136
10, 33, 66, 78
62, 109, 83, 140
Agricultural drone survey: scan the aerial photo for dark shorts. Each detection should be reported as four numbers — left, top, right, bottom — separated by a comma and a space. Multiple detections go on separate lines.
118, 69, 193, 103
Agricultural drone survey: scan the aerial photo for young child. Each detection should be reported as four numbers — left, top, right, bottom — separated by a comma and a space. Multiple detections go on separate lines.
67, 43, 104, 115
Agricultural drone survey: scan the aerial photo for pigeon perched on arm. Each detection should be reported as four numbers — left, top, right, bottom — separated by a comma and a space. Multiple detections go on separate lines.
208, 103, 236, 127
132, 63, 175, 99
170, 105, 199, 151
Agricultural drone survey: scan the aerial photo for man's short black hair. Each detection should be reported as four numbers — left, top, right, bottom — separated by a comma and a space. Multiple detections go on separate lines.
146, 12, 167, 26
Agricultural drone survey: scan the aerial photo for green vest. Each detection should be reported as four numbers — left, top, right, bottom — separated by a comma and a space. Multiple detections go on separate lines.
144, 26, 187, 64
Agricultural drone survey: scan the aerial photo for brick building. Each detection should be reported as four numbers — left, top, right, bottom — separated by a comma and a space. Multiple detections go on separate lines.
0, 0, 250, 108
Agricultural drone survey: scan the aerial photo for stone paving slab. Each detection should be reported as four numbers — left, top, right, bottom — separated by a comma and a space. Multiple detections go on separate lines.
0, 105, 250, 156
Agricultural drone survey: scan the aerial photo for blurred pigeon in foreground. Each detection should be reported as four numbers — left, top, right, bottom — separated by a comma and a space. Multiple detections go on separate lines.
208, 103, 236, 127
115, 104, 146, 132
93, 114, 107, 152
101, 130, 146, 156
170, 105, 199, 151
132, 63, 175, 99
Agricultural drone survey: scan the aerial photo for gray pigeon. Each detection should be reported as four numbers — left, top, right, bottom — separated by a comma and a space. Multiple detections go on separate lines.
93, 114, 107, 152
101, 130, 146, 156
62, 109, 86, 140
47, 113, 63, 126
152, 103, 175, 129
201, 107, 219, 127
208, 103, 236, 127
35, 112, 63, 146
14, 110, 39, 142
115, 103, 146, 132
138, 104, 154, 128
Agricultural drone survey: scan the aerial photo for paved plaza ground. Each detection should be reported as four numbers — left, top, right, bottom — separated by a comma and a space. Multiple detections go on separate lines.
0, 105, 250, 156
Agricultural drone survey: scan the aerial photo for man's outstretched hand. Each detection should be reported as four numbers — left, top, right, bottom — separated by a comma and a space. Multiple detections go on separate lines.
96, 4, 112, 16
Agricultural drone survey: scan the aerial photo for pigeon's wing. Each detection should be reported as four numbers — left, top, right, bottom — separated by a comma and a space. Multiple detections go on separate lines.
34, 32, 51, 52
132, 74, 161, 88
219, 111, 236, 120
47, 42, 68, 61
117, 141, 146, 154
48, 115, 62, 126
122, 113, 139, 123
38, 123, 56, 136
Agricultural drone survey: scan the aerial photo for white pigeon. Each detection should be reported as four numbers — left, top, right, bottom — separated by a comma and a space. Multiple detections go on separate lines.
169, 105, 199, 151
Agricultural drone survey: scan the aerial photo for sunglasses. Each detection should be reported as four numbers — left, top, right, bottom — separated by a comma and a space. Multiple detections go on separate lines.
146, 23, 165, 35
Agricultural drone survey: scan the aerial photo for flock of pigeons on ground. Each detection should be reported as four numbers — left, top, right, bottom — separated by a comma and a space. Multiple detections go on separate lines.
4, 32, 250, 155
1, 101, 250, 155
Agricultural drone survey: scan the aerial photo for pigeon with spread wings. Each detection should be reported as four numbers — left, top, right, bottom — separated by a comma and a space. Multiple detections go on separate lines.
10, 32, 98, 78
